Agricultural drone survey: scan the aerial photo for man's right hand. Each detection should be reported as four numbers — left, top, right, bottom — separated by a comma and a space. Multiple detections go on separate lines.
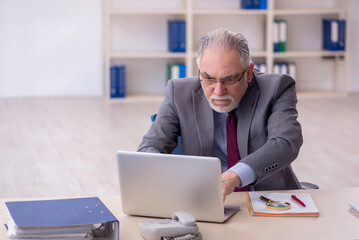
221, 170, 242, 202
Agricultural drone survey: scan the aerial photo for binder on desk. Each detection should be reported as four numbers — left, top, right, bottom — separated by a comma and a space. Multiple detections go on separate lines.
5, 197, 119, 239
245, 192, 319, 217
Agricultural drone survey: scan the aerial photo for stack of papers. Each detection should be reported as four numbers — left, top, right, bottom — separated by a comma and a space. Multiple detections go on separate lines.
245, 192, 319, 217
5, 197, 119, 240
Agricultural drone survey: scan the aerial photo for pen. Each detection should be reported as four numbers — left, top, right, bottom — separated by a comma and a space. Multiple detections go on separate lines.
291, 195, 306, 207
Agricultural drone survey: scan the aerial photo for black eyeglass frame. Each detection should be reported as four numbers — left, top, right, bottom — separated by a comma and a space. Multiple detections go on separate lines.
198, 67, 248, 86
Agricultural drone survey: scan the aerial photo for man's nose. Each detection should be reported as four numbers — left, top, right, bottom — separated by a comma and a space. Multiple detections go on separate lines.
213, 81, 226, 96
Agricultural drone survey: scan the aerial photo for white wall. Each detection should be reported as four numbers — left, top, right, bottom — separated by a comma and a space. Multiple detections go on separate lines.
348, 0, 359, 92
0, 0, 103, 97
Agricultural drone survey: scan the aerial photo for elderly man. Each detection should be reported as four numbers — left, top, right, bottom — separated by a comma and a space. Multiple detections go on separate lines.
138, 28, 303, 200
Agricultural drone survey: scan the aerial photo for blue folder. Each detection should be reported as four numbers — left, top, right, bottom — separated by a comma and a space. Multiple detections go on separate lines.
323, 19, 345, 51
110, 66, 119, 98
110, 65, 126, 98
6, 197, 119, 239
241, 0, 253, 9
337, 20, 346, 51
118, 65, 126, 98
241, 0, 266, 9
168, 20, 178, 52
178, 20, 186, 52
168, 20, 186, 52
179, 63, 186, 78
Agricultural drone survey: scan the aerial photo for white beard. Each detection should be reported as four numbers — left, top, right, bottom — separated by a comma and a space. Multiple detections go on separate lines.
208, 95, 238, 113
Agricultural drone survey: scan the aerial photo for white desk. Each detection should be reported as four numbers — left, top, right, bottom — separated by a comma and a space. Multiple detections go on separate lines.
1, 188, 359, 240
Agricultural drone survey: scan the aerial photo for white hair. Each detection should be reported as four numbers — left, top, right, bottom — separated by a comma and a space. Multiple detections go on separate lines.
196, 28, 252, 69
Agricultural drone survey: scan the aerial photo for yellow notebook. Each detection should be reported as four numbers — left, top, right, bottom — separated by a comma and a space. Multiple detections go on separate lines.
245, 192, 319, 217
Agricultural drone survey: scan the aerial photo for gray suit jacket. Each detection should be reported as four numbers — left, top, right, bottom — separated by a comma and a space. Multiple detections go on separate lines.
138, 70, 303, 191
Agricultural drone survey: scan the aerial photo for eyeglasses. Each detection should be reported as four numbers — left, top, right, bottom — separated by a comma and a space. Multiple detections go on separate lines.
198, 67, 248, 86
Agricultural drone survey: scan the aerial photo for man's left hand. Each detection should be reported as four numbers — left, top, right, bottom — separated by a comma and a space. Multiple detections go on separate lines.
221, 170, 241, 202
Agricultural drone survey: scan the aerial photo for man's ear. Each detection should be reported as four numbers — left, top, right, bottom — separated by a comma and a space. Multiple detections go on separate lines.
246, 63, 254, 83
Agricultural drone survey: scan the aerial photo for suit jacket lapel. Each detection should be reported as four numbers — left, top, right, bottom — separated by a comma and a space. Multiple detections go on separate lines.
192, 89, 214, 156
237, 76, 259, 157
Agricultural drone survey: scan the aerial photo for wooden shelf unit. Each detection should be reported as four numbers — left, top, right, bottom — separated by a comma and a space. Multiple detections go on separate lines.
103, 0, 350, 100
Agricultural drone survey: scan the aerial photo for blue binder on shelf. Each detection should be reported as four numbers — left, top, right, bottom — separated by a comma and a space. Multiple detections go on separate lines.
110, 66, 119, 98
259, 0, 267, 9
168, 20, 186, 52
241, 0, 253, 9
178, 20, 186, 52
110, 65, 126, 98
337, 20, 346, 51
241, 0, 266, 9
168, 20, 178, 52
179, 63, 186, 78
118, 65, 126, 98
5, 197, 119, 239
323, 19, 346, 51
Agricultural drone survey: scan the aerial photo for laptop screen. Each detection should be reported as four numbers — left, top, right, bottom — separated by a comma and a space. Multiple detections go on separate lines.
117, 151, 239, 222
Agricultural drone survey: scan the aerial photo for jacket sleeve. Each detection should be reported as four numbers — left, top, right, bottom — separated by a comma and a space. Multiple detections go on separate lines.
241, 74, 303, 186
137, 80, 180, 153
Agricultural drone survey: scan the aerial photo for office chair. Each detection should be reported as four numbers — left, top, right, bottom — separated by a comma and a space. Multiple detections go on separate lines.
151, 114, 182, 155
300, 182, 319, 190
151, 114, 318, 189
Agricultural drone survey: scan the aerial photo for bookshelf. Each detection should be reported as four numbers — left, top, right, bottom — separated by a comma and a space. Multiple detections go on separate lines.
103, 0, 349, 100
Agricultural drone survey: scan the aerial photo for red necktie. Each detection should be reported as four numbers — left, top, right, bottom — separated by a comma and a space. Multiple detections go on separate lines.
226, 110, 249, 192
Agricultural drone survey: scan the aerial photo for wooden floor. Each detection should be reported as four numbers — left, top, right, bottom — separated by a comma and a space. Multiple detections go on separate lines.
0, 94, 358, 198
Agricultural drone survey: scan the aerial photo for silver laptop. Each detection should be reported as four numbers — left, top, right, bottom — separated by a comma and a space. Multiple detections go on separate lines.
116, 151, 240, 223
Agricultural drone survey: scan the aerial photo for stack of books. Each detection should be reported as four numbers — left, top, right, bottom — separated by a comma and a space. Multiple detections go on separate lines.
273, 19, 287, 52
323, 19, 346, 51
168, 20, 186, 52
110, 65, 126, 98
5, 197, 119, 240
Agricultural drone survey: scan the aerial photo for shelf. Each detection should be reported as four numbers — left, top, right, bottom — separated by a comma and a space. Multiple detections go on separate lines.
191, 50, 266, 58
273, 50, 347, 58
104, 0, 349, 99
107, 94, 165, 103
107, 91, 348, 102
193, 9, 267, 15
109, 9, 186, 15
110, 52, 187, 59
274, 8, 346, 16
